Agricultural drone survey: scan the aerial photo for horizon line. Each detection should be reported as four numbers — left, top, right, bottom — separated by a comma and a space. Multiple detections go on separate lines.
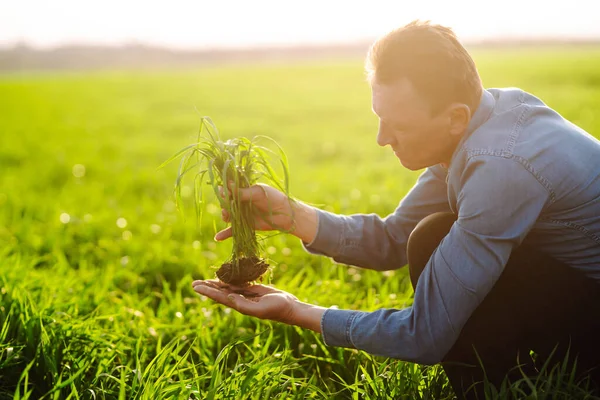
3, 34, 600, 53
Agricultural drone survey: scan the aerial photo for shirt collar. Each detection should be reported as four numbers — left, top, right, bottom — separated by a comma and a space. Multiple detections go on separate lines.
446, 89, 495, 168
465, 89, 496, 137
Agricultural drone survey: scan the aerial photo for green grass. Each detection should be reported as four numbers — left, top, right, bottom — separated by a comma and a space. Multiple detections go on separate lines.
1, 46, 600, 399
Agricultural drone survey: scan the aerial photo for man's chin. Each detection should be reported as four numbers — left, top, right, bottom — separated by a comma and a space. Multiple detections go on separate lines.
398, 157, 426, 171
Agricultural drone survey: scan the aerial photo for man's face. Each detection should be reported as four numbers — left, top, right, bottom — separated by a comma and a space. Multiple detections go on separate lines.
371, 78, 465, 170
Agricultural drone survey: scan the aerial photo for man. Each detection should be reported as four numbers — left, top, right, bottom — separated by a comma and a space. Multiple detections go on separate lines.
192, 20, 600, 398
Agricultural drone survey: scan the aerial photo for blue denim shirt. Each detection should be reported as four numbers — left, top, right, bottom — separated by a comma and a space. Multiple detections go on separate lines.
304, 88, 600, 365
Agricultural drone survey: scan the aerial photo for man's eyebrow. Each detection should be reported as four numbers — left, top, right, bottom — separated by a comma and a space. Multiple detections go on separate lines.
380, 117, 407, 128
372, 105, 407, 126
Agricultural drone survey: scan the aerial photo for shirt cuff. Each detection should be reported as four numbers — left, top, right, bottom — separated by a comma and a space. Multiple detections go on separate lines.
320, 308, 361, 348
302, 208, 344, 257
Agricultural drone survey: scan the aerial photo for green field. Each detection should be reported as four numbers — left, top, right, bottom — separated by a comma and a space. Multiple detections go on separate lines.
1, 46, 600, 399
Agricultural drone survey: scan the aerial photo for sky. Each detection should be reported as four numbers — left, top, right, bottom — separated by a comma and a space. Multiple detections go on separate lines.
1, 0, 599, 49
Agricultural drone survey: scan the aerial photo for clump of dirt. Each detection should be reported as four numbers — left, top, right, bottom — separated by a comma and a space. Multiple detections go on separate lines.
216, 256, 269, 286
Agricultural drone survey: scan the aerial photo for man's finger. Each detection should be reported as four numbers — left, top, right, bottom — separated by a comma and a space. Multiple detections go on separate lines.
236, 184, 268, 203
221, 209, 230, 222
192, 279, 231, 290
194, 285, 263, 317
226, 293, 265, 316
229, 284, 274, 296
193, 284, 232, 305
214, 227, 232, 241
200, 279, 227, 289
220, 183, 272, 204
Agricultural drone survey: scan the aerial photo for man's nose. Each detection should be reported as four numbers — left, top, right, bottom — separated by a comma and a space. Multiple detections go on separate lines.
377, 122, 393, 147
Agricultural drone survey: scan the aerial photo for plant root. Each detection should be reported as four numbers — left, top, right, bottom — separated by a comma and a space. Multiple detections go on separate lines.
216, 256, 269, 286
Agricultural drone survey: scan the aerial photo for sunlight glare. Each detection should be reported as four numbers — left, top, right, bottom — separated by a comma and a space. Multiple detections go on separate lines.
2, 0, 598, 49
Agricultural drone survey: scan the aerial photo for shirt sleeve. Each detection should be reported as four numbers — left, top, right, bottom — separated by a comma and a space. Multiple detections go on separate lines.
320, 155, 551, 364
303, 165, 451, 270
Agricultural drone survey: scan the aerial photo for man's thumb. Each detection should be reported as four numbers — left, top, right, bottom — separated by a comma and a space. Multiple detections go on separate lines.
214, 227, 232, 241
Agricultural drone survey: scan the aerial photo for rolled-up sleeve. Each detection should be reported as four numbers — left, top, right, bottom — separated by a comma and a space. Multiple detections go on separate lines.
321, 308, 360, 348
320, 155, 551, 364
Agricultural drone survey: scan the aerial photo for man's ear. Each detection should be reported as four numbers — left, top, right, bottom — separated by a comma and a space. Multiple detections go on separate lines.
448, 104, 471, 136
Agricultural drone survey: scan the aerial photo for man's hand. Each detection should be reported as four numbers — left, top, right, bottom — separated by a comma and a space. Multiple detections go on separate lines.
192, 279, 298, 323
215, 183, 318, 244
192, 280, 326, 332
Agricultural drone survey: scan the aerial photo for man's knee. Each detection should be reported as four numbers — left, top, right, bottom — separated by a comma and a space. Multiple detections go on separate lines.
407, 212, 457, 289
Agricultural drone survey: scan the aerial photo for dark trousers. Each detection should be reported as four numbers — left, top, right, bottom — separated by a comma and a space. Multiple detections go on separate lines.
407, 212, 600, 399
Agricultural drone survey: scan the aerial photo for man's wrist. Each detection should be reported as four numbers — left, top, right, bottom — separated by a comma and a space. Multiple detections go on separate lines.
290, 301, 326, 333
291, 201, 318, 244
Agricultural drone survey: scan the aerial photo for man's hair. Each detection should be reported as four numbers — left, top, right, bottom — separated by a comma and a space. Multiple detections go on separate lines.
366, 20, 482, 115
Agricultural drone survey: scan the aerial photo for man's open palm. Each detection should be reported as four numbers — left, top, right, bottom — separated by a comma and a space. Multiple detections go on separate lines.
192, 280, 298, 324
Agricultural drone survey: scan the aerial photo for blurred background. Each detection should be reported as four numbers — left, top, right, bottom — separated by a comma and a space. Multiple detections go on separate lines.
2, 1, 600, 398
2, 0, 600, 70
